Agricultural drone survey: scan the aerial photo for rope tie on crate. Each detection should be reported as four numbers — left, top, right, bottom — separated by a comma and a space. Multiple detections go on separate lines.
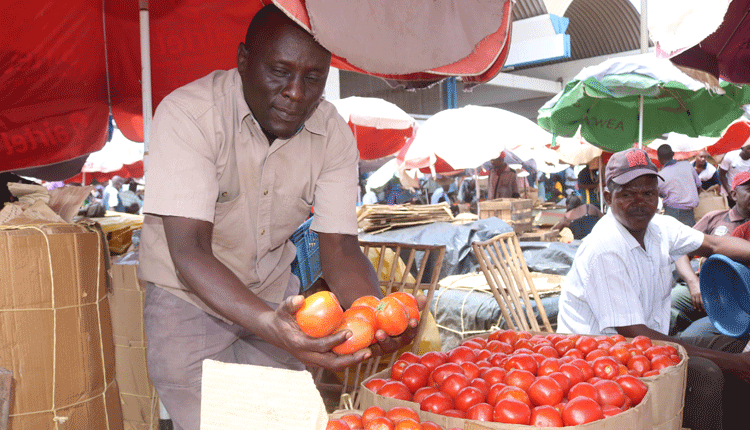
0, 223, 111, 429
433, 276, 504, 337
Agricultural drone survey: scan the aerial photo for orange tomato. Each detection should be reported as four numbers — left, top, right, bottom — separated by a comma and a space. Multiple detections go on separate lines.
385, 406, 421, 424
375, 296, 409, 336
296, 291, 343, 338
352, 295, 380, 310
343, 305, 377, 327
394, 418, 422, 430
362, 406, 386, 426
390, 291, 420, 320
332, 317, 376, 355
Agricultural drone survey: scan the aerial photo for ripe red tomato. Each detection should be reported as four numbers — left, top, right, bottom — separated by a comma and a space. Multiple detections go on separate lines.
339, 413, 363, 429
296, 291, 343, 338
610, 343, 637, 365
377, 381, 412, 401
591, 356, 620, 380
584, 348, 608, 362
460, 361, 481, 380
389, 291, 420, 320
393, 418, 421, 430
412, 385, 439, 404
489, 352, 509, 368
454, 386, 485, 412
475, 349, 492, 361
651, 354, 675, 371
495, 385, 532, 408
631, 335, 653, 352
493, 398, 532, 424
547, 372, 571, 394
615, 374, 648, 405
332, 317, 375, 355
570, 358, 595, 381
398, 351, 420, 364
466, 402, 494, 421
351, 295, 380, 310
536, 345, 560, 359
361, 406, 386, 425
480, 367, 506, 385
448, 345, 477, 364
495, 329, 519, 345
365, 416, 395, 430
553, 338, 575, 356
563, 348, 585, 360
440, 372, 470, 399
385, 406, 420, 424
442, 409, 466, 418
559, 363, 585, 387
391, 359, 410, 380
420, 391, 454, 414
375, 296, 409, 336
602, 403, 623, 417
568, 381, 598, 402
537, 357, 561, 376
326, 419, 350, 430
431, 362, 464, 386
504, 353, 538, 375
469, 377, 491, 397
626, 354, 651, 376
528, 375, 564, 406
561, 396, 604, 426
575, 336, 598, 355
401, 363, 430, 393
487, 340, 514, 354
364, 378, 387, 393
464, 336, 487, 348
642, 369, 660, 377
503, 369, 536, 393
644, 345, 670, 360
530, 404, 564, 427
420, 422, 442, 430
593, 379, 627, 407
419, 351, 448, 372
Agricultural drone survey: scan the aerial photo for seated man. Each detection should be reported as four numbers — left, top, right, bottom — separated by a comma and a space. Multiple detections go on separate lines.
550, 194, 603, 240
557, 148, 750, 430
671, 171, 750, 336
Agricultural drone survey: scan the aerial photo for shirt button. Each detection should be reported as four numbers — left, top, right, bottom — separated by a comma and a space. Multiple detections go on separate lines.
263, 190, 268, 196
261, 229, 265, 235
221, 192, 227, 197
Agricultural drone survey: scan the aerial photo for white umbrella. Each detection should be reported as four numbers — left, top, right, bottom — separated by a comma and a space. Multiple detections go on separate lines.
399, 105, 554, 172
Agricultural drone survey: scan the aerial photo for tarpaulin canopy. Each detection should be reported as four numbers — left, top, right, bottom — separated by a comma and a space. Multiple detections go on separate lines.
1, 0, 515, 179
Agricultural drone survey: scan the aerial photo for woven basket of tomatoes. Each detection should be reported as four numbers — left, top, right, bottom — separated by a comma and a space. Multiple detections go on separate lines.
358, 329, 687, 429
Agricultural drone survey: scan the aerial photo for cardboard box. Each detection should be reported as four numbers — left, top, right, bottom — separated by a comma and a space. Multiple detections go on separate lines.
641, 342, 688, 430
0, 222, 124, 430
109, 261, 159, 430
478, 199, 534, 234
360, 369, 653, 429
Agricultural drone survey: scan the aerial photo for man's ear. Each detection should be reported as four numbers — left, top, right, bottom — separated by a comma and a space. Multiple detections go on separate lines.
603, 189, 612, 207
237, 43, 248, 72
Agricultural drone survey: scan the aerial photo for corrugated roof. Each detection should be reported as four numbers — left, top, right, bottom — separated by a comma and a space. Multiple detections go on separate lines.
513, 0, 652, 65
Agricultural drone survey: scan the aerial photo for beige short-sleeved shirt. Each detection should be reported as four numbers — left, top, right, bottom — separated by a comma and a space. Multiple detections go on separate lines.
138, 69, 359, 320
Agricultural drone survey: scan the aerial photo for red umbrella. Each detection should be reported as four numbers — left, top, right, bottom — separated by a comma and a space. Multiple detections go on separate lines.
1, 0, 516, 178
652, 0, 750, 85
330, 97, 416, 160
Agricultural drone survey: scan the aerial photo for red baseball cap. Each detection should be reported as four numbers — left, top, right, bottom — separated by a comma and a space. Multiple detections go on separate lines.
605, 148, 662, 185
732, 171, 750, 191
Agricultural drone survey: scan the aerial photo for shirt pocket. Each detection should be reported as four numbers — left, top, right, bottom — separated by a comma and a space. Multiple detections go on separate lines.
212, 194, 246, 249
272, 194, 312, 247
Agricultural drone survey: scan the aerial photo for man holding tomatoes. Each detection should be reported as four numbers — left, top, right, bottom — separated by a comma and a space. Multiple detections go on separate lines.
138, 6, 424, 430
557, 148, 750, 430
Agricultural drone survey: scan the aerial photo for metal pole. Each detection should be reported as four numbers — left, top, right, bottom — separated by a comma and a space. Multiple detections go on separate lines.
139, 0, 153, 155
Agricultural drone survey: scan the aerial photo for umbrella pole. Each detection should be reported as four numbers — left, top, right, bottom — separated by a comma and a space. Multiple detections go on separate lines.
638, 95, 644, 149
599, 156, 604, 213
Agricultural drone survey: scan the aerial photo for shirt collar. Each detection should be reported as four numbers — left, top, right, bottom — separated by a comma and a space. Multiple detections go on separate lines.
728, 206, 747, 223
232, 69, 328, 139
607, 210, 660, 252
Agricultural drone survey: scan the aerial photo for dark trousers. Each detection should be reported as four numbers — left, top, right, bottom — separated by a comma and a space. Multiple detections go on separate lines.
664, 206, 696, 227
678, 335, 747, 430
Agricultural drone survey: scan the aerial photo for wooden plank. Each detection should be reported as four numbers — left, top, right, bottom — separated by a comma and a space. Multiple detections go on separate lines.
0, 367, 11, 430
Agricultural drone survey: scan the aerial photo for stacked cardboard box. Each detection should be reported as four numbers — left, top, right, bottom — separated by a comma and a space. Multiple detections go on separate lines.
0, 222, 123, 429
109, 260, 159, 430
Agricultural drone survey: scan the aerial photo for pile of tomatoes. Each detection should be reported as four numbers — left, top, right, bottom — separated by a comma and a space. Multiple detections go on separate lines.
362, 330, 681, 427
296, 291, 420, 355
327, 405, 457, 430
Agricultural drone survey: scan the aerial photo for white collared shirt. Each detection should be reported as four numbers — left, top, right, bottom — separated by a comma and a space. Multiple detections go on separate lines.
557, 211, 704, 335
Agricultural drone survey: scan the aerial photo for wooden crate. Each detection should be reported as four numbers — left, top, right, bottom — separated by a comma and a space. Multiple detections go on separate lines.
478, 198, 533, 233
519, 228, 560, 242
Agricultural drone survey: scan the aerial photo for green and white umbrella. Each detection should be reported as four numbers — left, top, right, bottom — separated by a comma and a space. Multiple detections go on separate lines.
537, 53, 750, 153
